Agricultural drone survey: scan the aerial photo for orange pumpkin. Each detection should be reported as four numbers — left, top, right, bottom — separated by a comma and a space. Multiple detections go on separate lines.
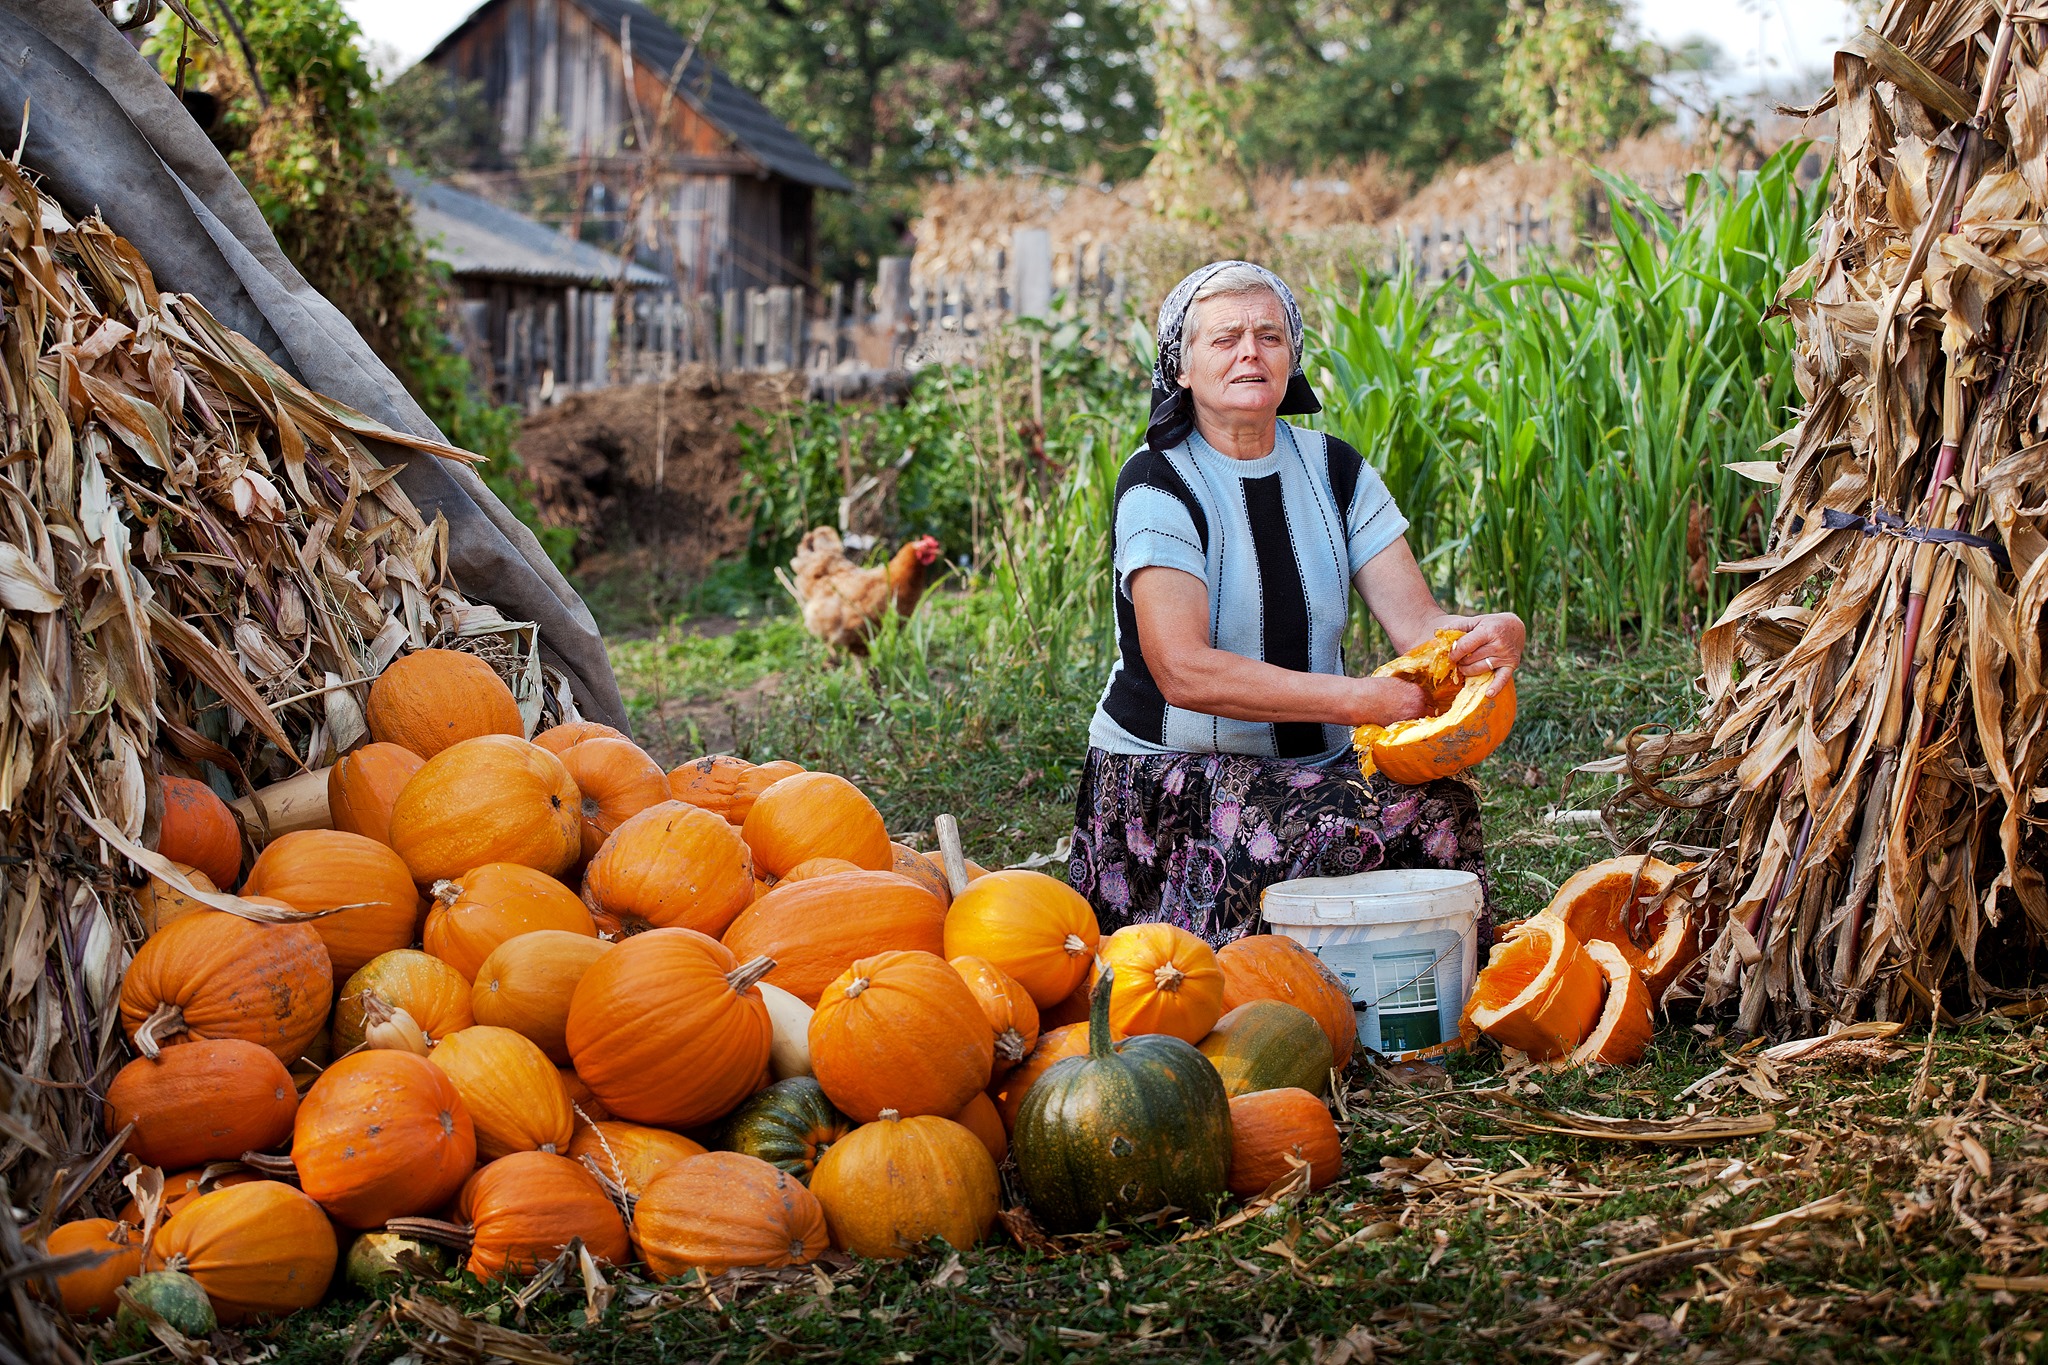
1569, 939, 1654, 1067
136, 862, 217, 935
293, 1050, 476, 1227
1039, 971, 1095, 1029
118, 1167, 260, 1225
332, 949, 476, 1054
144, 1181, 336, 1323
533, 721, 628, 755
633, 1151, 829, 1277
424, 862, 596, 979
118, 909, 331, 1063
722, 872, 945, 1006
1226, 1088, 1343, 1196
1352, 629, 1516, 784
949, 955, 1040, 1070
989, 1022, 1090, 1132
942, 870, 1100, 1008
366, 648, 524, 759
472, 931, 614, 1064
327, 742, 426, 846
557, 736, 669, 865
666, 755, 757, 823
242, 829, 421, 977
42, 1219, 141, 1318
1096, 923, 1225, 1042
726, 759, 806, 824
560, 1067, 610, 1124
783, 856, 865, 882
1539, 855, 1700, 1005
565, 928, 773, 1128
580, 801, 754, 939
156, 774, 241, 890
809, 951, 995, 1123
105, 1038, 297, 1170
456, 1151, 630, 1277
429, 1025, 575, 1160
1217, 935, 1358, 1072
808, 1112, 998, 1258
388, 735, 582, 883
740, 772, 892, 877
889, 843, 952, 908
1465, 913, 1604, 1060
568, 1121, 706, 1199
951, 1091, 1008, 1166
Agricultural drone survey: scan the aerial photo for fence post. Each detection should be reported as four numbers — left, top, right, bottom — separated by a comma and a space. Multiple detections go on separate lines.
1012, 227, 1052, 323
721, 287, 741, 371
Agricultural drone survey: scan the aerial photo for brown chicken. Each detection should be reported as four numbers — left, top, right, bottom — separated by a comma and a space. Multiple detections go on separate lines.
790, 527, 944, 652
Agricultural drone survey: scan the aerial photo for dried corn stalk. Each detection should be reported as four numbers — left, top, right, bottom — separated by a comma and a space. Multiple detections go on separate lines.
1601, 0, 2048, 1033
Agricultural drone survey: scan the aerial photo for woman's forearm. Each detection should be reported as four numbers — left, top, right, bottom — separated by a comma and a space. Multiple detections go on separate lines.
1152, 645, 1414, 728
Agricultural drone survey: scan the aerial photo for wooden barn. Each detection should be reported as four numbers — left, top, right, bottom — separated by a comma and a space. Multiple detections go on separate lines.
418, 0, 852, 297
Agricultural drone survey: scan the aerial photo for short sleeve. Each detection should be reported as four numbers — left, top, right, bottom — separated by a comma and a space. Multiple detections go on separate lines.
1345, 457, 1410, 573
1114, 483, 1208, 599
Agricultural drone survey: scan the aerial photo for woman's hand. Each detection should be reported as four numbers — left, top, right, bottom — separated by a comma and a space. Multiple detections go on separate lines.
1351, 676, 1429, 728
1445, 613, 1526, 697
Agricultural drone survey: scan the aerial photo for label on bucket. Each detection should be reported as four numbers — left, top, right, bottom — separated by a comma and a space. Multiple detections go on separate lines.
1312, 929, 1466, 1061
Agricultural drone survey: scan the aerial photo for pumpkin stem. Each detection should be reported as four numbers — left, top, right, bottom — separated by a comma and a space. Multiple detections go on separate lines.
1152, 962, 1187, 993
1087, 969, 1115, 1060
726, 955, 777, 994
383, 1217, 474, 1251
994, 1027, 1028, 1063
1063, 933, 1088, 957
133, 1001, 186, 1060
844, 975, 869, 1000
238, 1152, 300, 1183
879, 1108, 901, 1122
430, 879, 463, 909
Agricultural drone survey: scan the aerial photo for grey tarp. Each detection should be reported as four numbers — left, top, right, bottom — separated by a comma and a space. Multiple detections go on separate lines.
0, 0, 628, 726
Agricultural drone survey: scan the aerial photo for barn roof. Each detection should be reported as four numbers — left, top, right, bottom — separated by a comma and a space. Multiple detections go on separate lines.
394, 170, 671, 288
423, 0, 854, 193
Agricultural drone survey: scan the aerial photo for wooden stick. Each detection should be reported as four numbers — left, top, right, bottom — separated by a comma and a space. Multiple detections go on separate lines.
934, 814, 971, 898
230, 766, 332, 842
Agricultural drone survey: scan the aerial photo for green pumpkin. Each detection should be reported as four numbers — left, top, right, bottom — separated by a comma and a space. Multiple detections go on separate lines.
1197, 1000, 1334, 1098
1012, 969, 1230, 1234
720, 1077, 852, 1183
113, 1270, 216, 1349
343, 1231, 452, 1294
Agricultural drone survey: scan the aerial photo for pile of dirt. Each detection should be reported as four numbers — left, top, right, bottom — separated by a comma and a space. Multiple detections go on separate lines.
516, 367, 805, 575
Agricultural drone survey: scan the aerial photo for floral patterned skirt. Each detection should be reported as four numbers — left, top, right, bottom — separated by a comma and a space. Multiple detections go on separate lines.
1067, 747, 1493, 950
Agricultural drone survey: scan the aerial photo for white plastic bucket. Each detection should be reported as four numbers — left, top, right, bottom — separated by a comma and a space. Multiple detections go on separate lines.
1260, 869, 1482, 1060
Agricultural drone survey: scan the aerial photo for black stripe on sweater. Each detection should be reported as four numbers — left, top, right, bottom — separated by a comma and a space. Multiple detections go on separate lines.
1102, 447, 1208, 744
1326, 435, 1365, 524
1242, 473, 1325, 758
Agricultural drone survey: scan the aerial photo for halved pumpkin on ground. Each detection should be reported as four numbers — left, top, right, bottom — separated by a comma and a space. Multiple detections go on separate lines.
1463, 912, 1602, 1061
1540, 855, 1700, 1004
1569, 940, 1654, 1068
1352, 628, 1515, 785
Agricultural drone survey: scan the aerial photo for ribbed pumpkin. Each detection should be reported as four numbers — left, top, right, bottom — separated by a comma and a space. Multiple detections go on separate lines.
990, 1021, 1090, 1132
1097, 923, 1225, 1042
42, 1219, 141, 1319
424, 863, 596, 979
365, 648, 524, 759
951, 1091, 1008, 1166
569, 1121, 707, 1199
557, 736, 669, 865
810, 1111, 999, 1258
242, 829, 421, 977
783, 856, 865, 882
666, 754, 757, 822
326, 742, 425, 846
105, 1038, 297, 1170
455, 1151, 631, 1277
156, 774, 240, 890
889, 843, 952, 908
472, 931, 613, 1064
118, 909, 332, 1063
1196, 1001, 1334, 1098
533, 721, 627, 755
943, 870, 1100, 1008
1011, 973, 1231, 1234
634, 1152, 830, 1277
293, 1050, 476, 1227
137, 862, 216, 935
740, 772, 892, 877
144, 1181, 336, 1324
1227, 1088, 1343, 1196
332, 950, 475, 1054
1216, 935, 1358, 1072
759, 981, 814, 1080
950, 955, 1041, 1071
808, 951, 996, 1123
560, 1068, 610, 1123
565, 928, 774, 1128
720, 1078, 851, 1183
725, 759, 805, 824
429, 1025, 575, 1160
580, 801, 754, 939
389, 735, 582, 883
115, 1270, 214, 1341
722, 872, 945, 1005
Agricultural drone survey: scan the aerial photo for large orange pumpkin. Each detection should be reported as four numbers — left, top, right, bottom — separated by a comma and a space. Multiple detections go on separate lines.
1465, 913, 1603, 1061
1096, 923, 1225, 1042
118, 909, 331, 1063
366, 648, 524, 759
950, 1091, 1008, 1166
105, 1038, 297, 1170
633, 1152, 829, 1277
1539, 855, 1700, 1004
942, 870, 1099, 1008
809, 951, 996, 1123
388, 735, 582, 883
117, 1168, 260, 1226
292, 1050, 476, 1227
42, 1219, 141, 1319
455, 1151, 630, 1277
1569, 940, 1654, 1067
473, 931, 614, 1064
560, 1067, 610, 1124
890, 843, 952, 908
569, 1121, 706, 1200
580, 801, 754, 939
137, 862, 217, 936
809, 1112, 998, 1259
144, 1181, 336, 1324
949, 955, 1040, 1070
989, 1022, 1090, 1132
533, 721, 628, 755
666, 755, 757, 823
565, 928, 773, 1128
424, 862, 596, 979
326, 742, 425, 847
156, 774, 241, 890
1352, 629, 1516, 785
722, 872, 946, 1006
740, 772, 892, 877
1216, 935, 1358, 1072
331, 949, 475, 1054
725, 759, 806, 824
557, 736, 669, 865
242, 829, 421, 977
429, 1025, 576, 1160
783, 856, 865, 882
1226, 1088, 1343, 1196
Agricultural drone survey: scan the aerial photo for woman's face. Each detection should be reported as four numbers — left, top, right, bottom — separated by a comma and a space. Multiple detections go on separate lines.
1179, 289, 1292, 420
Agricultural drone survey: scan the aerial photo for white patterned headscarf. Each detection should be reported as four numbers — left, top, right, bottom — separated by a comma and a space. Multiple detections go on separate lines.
1145, 260, 1321, 450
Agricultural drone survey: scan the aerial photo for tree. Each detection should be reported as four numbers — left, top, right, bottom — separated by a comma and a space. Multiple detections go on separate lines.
1496, 0, 1663, 161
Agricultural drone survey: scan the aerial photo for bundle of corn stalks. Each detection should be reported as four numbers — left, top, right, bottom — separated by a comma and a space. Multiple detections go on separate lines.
0, 158, 568, 1361
1602, 0, 2048, 1035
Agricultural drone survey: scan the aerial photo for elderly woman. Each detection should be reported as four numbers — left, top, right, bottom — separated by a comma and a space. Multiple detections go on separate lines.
1068, 261, 1525, 948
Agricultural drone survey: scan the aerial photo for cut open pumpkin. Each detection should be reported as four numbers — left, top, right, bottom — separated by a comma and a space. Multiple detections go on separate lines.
1535, 855, 1699, 1004
1569, 940, 1653, 1067
1353, 629, 1515, 785
1463, 913, 1602, 1060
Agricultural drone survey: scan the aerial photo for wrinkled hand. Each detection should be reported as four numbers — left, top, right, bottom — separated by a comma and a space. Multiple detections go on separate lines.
1354, 676, 1429, 727
1446, 613, 1526, 697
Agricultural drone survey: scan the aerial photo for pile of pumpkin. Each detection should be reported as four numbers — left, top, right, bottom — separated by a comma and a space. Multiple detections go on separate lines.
36, 648, 1362, 1339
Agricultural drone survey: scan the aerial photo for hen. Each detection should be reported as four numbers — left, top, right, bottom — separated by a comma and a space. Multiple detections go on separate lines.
791, 527, 944, 653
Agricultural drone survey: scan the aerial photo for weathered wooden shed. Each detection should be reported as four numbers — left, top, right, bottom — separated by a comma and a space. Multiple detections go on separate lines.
419, 0, 852, 297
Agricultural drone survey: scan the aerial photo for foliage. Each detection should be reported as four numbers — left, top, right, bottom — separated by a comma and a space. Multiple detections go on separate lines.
1496, 0, 1664, 161
1142, 1, 1253, 227
368, 66, 498, 180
